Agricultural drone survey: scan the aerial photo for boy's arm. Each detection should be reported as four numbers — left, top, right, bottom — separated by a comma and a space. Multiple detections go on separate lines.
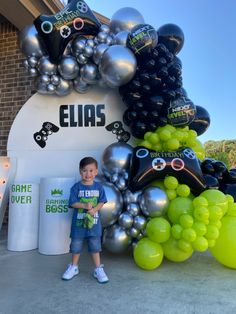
70, 202, 92, 210
88, 202, 105, 216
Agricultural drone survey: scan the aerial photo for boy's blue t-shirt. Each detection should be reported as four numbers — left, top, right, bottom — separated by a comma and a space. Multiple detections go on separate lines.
69, 181, 107, 239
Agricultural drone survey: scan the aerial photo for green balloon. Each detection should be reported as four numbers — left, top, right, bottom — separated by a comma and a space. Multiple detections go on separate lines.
146, 217, 171, 243
163, 237, 193, 262
200, 190, 228, 215
164, 176, 178, 190
168, 197, 193, 224
133, 238, 164, 270
176, 184, 190, 197
171, 224, 183, 240
192, 236, 208, 252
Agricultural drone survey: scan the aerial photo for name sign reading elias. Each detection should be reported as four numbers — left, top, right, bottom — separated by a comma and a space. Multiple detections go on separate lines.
59, 104, 106, 127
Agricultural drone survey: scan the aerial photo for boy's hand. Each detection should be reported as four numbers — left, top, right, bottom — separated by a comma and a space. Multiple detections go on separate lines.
86, 202, 93, 210
88, 208, 97, 216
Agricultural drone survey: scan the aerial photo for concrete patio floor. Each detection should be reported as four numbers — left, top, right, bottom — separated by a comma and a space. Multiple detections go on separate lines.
1, 225, 236, 314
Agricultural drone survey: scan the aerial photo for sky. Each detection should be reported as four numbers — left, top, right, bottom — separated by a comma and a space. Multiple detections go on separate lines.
65, 0, 236, 143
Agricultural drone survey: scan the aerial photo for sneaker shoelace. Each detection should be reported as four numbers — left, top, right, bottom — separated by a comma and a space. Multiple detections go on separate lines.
65, 264, 75, 274
96, 265, 107, 278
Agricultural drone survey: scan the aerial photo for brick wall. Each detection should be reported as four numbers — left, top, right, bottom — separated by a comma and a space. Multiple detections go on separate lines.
0, 19, 36, 156
0, 19, 36, 225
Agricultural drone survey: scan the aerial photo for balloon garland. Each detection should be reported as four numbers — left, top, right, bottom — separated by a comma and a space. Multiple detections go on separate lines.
18, 1, 236, 270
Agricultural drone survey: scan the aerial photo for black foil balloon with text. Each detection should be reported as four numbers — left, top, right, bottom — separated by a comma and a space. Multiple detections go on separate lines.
128, 146, 206, 194
167, 96, 196, 127
34, 0, 101, 63
127, 24, 158, 57
157, 23, 184, 55
189, 105, 211, 136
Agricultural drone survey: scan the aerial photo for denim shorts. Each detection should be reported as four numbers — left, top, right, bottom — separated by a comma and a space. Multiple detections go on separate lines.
70, 237, 102, 254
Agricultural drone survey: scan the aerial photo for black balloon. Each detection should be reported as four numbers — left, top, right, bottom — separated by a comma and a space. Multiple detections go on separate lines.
203, 174, 219, 189
157, 24, 184, 55
189, 105, 211, 136
128, 146, 206, 194
223, 168, 236, 184
221, 184, 236, 201
127, 24, 158, 56
167, 96, 196, 127
34, 0, 101, 62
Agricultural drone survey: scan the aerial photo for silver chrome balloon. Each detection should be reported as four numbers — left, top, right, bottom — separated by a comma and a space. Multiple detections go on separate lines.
37, 80, 48, 94
76, 54, 88, 65
47, 83, 56, 93
58, 56, 79, 80
106, 35, 114, 46
28, 67, 38, 77
118, 211, 133, 229
93, 43, 109, 65
99, 45, 137, 87
127, 226, 140, 238
23, 59, 30, 70
73, 77, 90, 93
115, 176, 127, 191
103, 224, 131, 253
100, 182, 123, 228
51, 74, 60, 86
37, 56, 57, 75
97, 31, 109, 44
126, 202, 140, 217
112, 30, 129, 46
109, 7, 145, 34
71, 36, 86, 56
123, 189, 142, 207
19, 24, 45, 58
41, 74, 50, 84
80, 63, 98, 84
110, 173, 119, 183
55, 78, 72, 96
100, 24, 110, 34
102, 142, 133, 176
86, 39, 95, 48
83, 45, 94, 58
138, 187, 169, 217
133, 215, 147, 231
28, 56, 38, 68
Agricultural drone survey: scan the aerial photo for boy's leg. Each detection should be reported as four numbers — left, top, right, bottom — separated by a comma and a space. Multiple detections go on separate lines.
62, 239, 83, 280
72, 253, 80, 265
88, 237, 109, 283
91, 252, 101, 268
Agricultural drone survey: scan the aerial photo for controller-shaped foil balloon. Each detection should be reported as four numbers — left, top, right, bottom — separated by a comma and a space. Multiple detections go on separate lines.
34, 0, 101, 63
128, 146, 206, 195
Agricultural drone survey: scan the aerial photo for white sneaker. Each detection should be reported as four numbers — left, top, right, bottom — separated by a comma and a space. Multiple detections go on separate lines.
62, 264, 79, 280
93, 264, 109, 284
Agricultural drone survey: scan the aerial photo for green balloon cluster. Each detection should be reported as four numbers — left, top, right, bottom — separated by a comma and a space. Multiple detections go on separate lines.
168, 189, 228, 256
133, 179, 234, 269
136, 124, 205, 160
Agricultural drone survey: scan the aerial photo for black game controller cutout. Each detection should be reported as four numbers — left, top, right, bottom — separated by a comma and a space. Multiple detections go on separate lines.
34, 0, 101, 63
106, 121, 131, 143
34, 122, 59, 148
128, 146, 206, 195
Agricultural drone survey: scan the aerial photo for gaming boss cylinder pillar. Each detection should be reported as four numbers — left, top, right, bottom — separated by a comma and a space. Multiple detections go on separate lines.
38, 177, 75, 255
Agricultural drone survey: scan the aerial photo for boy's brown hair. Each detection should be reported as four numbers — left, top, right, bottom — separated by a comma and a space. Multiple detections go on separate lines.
79, 157, 98, 170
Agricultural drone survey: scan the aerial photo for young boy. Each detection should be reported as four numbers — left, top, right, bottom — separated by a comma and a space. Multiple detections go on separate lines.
62, 156, 108, 283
